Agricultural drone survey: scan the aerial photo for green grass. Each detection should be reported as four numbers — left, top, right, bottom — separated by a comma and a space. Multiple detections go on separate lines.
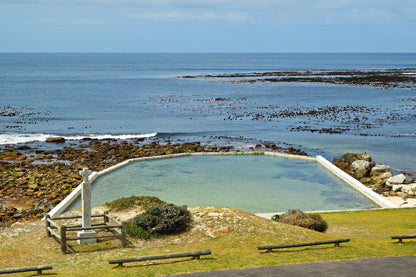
1, 207, 415, 276
105, 195, 167, 211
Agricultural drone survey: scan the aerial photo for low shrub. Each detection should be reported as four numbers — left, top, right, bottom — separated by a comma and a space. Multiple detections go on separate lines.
272, 209, 328, 232
134, 204, 192, 238
105, 195, 166, 211
126, 221, 151, 240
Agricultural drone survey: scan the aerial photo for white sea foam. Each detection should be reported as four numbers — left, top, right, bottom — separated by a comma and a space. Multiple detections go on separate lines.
0, 132, 157, 145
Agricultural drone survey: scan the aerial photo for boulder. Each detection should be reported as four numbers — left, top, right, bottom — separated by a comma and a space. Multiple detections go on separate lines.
396, 192, 408, 198
370, 164, 391, 176
356, 153, 372, 162
46, 137, 66, 143
378, 171, 393, 179
392, 184, 406, 192
400, 185, 413, 194
351, 160, 371, 178
386, 174, 406, 187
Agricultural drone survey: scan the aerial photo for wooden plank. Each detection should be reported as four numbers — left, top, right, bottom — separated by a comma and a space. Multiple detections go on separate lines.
66, 234, 122, 241
391, 234, 416, 242
391, 234, 416, 239
107, 215, 122, 225
0, 265, 52, 275
47, 227, 61, 240
108, 250, 212, 266
53, 214, 105, 220
66, 224, 121, 232
47, 218, 60, 229
66, 223, 108, 229
258, 239, 350, 251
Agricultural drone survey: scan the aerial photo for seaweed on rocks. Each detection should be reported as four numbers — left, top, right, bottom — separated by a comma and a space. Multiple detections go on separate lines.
179, 69, 416, 89
0, 139, 307, 226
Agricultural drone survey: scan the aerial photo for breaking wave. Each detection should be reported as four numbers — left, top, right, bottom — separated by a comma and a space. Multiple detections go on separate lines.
0, 132, 157, 145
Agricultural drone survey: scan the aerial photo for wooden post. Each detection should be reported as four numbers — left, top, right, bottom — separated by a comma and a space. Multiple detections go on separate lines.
121, 221, 127, 248
45, 214, 51, 237
104, 211, 109, 225
61, 225, 67, 254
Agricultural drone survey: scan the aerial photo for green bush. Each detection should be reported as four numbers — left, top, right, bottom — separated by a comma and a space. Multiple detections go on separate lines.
134, 204, 192, 237
271, 214, 280, 221
272, 209, 328, 232
105, 195, 166, 211
126, 221, 150, 240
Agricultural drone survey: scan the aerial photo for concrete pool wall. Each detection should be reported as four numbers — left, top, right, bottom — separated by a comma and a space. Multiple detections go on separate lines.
48, 151, 396, 218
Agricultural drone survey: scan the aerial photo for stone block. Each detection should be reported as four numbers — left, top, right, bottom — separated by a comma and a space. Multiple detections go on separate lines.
77, 230, 97, 244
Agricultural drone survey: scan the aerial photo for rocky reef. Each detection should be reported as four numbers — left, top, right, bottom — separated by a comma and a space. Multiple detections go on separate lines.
0, 140, 216, 225
0, 139, 307, 226
180, 69, 416, 89
332, 153, 416, 198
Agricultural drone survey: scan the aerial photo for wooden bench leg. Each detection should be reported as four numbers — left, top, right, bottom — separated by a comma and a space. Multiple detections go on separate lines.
335, 242, 340, 247
398, 238, 403, 243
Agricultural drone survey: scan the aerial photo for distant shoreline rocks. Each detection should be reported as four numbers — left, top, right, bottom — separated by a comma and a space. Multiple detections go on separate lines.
333, 153, 416, 198
45, 137, 66, 143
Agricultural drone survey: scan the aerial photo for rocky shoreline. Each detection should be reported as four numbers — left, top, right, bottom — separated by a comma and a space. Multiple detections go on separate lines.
2, 138, 413, 226
0, 138, 306, 226
332, 153, 416, 199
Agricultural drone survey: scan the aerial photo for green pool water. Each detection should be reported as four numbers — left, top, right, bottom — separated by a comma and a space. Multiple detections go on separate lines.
69, 155, 379, 213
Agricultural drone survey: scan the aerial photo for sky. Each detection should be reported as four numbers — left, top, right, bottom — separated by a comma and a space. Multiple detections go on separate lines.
0, 0, 415, 52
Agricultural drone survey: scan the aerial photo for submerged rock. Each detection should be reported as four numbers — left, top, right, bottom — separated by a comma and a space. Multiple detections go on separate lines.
46, 137, 66, 143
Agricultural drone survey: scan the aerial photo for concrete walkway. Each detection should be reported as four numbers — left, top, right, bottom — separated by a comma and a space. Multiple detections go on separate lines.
170, 255, 416, 277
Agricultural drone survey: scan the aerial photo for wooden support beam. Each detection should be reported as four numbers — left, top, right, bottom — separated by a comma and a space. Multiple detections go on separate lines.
108, 250, 212, 267
0, 265, 53, 275
258, 239, 350, 252
391, 234, 416, 243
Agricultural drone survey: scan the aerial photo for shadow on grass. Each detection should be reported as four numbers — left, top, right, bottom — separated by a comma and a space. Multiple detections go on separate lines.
28, 273, 58, 276
65, 239, 127, 254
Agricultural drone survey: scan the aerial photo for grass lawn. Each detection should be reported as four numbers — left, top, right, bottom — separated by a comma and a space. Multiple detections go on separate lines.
0, 207, 415, 276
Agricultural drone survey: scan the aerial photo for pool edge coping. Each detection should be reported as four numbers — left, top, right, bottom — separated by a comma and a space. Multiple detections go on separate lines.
47, 151, 396, 219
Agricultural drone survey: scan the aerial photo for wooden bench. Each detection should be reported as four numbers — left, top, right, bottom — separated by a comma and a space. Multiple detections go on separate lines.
391, 234, 416, 243
258, 239, 350, 252
0, 265, 53, 275
108, 250, 212, 267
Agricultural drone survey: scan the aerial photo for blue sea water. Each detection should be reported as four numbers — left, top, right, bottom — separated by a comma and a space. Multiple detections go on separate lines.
1, 53, 415, 173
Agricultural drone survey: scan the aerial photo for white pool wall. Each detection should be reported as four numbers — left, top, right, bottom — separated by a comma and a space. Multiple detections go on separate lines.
47, 151, 395, 218
316, 155, 396, 208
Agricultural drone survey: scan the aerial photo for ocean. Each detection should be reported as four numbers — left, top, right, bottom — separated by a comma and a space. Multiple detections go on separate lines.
1, 53, 415, 173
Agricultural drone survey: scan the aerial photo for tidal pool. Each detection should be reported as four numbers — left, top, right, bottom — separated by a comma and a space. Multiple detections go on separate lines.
69, 155, 379, 213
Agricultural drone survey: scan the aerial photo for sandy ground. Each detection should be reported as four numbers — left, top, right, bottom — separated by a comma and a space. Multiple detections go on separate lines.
256, 196, 416, 219
384, 196, 416, 208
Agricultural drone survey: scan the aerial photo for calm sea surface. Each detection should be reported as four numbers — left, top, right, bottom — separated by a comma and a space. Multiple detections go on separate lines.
1, 53, 415, 173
